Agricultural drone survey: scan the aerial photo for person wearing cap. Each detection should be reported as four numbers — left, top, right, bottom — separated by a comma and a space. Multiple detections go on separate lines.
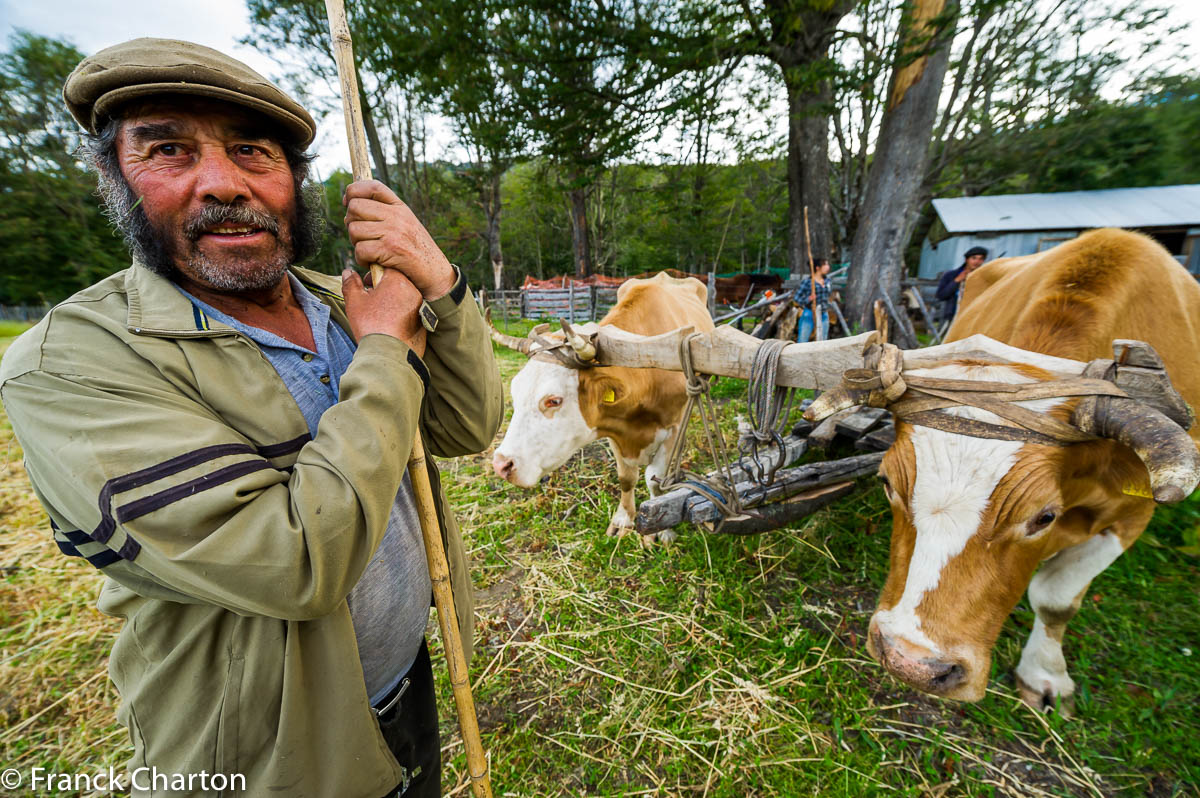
935, 245, 989, 321
0, 39, 501, 798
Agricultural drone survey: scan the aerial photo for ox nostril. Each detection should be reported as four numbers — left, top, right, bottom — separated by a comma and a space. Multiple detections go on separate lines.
928, 661, 966, 692
493, 454, 514, 479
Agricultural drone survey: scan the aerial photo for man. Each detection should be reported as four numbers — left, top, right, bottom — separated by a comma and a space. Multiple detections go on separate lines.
935, 245, 988, 321
792, 258, 832, 342
0, 39, 501, 798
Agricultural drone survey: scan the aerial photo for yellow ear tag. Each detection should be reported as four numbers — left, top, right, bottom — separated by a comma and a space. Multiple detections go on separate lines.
602, 388, 617, 404
1122, 483, 1154, 499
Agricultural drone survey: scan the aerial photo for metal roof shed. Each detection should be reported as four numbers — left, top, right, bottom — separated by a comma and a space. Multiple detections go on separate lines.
918, 184, 1200, 279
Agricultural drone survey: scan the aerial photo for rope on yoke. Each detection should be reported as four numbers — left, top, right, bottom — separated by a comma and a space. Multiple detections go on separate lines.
740, 338, 797, 486
806, 338, 1130, 446
659, 332, 750, 532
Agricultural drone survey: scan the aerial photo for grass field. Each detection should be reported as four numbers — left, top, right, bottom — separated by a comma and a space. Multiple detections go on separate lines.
2, 320, 1199, 797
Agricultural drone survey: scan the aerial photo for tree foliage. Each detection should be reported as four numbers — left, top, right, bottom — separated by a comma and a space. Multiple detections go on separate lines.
0, 31, 128, 305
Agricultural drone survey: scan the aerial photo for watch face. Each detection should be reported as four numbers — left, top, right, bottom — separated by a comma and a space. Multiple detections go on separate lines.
419, 302, 438, 333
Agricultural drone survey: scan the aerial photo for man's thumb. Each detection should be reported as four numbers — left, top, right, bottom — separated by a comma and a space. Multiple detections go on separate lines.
342, 268, 364, 303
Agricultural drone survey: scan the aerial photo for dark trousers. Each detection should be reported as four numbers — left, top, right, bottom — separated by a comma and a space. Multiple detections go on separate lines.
377, 640, 441, 798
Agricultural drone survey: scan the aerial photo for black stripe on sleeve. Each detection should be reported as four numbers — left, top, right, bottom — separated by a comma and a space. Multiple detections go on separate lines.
87, 548, 123, 569
115, 460, 278, 524
407, 350, 430, 390
56, 527, 131, 567
449, 267, 467, 305
62, 528, 93, 546
116, 536, 141, 562
55, 537, 82, 558
257, 433, 312, 459
93, 443, 257, 543
87, 434, 310, 557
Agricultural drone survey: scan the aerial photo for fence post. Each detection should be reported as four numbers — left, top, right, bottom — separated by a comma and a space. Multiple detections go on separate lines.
568, 281, 575, 323
588, 286, 596, 321
708, 271, 717, 317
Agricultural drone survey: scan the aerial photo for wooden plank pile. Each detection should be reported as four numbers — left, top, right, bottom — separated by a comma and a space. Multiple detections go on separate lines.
636, 402, 895, 536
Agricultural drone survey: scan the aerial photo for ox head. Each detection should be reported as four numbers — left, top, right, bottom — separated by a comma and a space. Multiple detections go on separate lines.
489, 320, 611, 486
815, 354, 1199, 701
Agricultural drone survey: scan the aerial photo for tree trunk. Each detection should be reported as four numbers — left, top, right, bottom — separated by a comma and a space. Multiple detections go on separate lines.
567, 180, 592, 278
482, 170, 504, 291
845, 0, 958, 334
785, 78, 834, 276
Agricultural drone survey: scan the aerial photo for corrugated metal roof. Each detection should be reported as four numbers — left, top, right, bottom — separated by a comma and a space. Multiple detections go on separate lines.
932, 184, 1200, 233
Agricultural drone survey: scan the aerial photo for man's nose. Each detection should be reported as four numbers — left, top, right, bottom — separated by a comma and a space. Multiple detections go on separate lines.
193, 147, 250, 205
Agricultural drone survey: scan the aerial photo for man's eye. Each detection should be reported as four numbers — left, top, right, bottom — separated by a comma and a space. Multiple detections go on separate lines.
236, 144, 266, 157
156, 144, 180, 156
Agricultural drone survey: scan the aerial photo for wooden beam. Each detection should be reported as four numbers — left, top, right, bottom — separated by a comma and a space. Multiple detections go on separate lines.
590, 327, 1090, 392
700, 482, 857, 536
636, 452, 883, 533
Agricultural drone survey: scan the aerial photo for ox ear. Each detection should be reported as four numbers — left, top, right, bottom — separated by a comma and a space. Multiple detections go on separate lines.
580, 374, 623, 408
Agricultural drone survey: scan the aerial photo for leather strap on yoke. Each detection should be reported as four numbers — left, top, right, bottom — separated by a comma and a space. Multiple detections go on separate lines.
835, 341, 1130, 446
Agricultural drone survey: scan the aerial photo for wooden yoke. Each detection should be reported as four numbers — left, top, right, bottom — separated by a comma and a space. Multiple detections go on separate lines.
323, 2, 493, 796
585, 325, 1091, 391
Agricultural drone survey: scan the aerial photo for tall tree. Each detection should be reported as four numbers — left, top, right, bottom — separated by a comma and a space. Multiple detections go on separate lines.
631, 0, 857, 271
494, 1, 678, 277
844, 0, 957, 329
0, 31, 128, 304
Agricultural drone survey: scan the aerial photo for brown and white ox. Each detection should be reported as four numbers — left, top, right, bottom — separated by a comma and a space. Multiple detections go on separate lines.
868, 228, 1200, 712
491, 272, 714, 545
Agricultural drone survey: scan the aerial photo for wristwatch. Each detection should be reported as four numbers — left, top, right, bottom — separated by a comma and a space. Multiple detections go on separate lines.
418, 300, 438, 333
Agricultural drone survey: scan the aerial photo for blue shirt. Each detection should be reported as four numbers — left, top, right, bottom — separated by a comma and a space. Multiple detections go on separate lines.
179, 275, 431, 705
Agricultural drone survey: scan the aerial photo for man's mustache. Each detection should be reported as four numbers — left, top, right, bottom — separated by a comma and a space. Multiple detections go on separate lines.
183, 203, 281, 241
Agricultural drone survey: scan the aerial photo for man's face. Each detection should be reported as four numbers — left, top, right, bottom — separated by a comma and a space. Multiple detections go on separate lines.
115, 98, 298, 293
965, 253, 986, 271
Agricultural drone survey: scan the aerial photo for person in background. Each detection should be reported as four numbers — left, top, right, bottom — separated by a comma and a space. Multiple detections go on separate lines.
793, 258, 832, 342
936, 245, 988, 321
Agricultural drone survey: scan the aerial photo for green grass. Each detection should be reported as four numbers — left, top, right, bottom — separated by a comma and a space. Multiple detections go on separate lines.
1, 327, 1197, 796
429, 341, 1200, 796
0, 320, 32, 339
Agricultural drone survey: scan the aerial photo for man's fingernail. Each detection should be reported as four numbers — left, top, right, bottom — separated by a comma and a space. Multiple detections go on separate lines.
342, 269, 354, 280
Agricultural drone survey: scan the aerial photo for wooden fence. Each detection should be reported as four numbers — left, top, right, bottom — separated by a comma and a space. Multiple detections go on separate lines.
0, 304, 51, 323
482, 286, 622, 324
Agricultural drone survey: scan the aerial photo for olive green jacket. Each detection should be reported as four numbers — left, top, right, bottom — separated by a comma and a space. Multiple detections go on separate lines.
0, 262, 502, 797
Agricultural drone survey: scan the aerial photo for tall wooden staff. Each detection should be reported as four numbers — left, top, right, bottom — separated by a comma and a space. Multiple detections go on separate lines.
802, 206, 821, 341
323, 3, 493, 797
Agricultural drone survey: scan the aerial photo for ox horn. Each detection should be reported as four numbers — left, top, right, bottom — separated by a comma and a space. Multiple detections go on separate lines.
485, 308, 534, 355
560, 319, 597, 362
1071, 395, 1200, 503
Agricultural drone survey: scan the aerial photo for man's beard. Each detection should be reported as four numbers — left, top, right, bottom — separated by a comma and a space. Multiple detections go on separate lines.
95, 168, 325, 291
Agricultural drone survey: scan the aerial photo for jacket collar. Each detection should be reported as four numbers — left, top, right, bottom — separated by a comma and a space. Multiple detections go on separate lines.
124, 260, 347, 337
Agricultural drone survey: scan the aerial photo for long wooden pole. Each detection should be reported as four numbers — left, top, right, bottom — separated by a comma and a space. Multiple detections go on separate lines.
802, 206, 821, 341
323, 4, 493, 797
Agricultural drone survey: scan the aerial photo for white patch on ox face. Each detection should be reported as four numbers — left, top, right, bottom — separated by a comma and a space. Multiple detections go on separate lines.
874, 363, 1067, 656
495, 359, 597, 487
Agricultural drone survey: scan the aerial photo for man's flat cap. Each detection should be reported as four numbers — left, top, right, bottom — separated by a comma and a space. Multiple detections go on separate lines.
964, 246, 989, 259
63, 38, 316, 147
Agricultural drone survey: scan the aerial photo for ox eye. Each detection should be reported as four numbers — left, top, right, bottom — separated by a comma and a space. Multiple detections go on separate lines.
1027, 509, 1057, 536
879, 475, 896, 500
541, 396, 562, 412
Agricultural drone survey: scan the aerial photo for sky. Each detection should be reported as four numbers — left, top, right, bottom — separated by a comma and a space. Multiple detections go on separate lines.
0, 0, 368, 174
3, 0, 1198, 177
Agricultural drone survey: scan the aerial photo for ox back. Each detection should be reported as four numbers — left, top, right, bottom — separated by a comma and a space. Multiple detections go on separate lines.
579, 274, 715, 512
951, 228, 1200, 435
